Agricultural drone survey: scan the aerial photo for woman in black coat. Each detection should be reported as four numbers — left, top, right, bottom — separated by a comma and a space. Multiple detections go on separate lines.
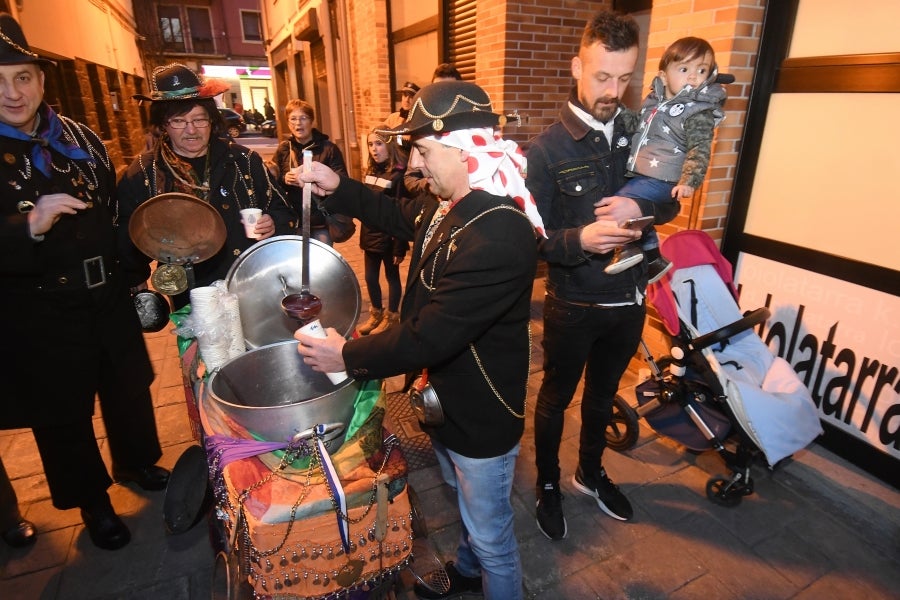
357, 126, 409, 335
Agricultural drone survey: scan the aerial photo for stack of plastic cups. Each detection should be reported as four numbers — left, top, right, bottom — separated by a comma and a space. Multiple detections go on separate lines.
189, 286, 227, 371
221, 290, 246, 359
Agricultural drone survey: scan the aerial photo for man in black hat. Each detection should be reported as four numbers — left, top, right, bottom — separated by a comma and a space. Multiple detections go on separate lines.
384, 80, 421, 129
117, 63, 295, 309
0, 12, 169, 550
295, 80, 542, 600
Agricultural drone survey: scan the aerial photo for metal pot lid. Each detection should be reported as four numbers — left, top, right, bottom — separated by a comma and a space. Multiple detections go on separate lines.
128, 192, 227, 264
225, 235, 361, 348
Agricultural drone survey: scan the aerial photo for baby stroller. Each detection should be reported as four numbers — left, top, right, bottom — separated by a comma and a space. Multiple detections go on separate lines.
611, 230, 822, 507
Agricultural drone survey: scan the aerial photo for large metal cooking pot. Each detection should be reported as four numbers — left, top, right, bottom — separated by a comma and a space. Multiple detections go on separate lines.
226, 235, 361, 348
207, 340, 359, 449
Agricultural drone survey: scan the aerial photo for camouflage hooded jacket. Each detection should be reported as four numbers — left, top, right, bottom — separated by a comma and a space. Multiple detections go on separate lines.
626, 72, 727, 188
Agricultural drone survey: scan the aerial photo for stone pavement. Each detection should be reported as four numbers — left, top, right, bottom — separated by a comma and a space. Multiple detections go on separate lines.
1, 229, 898, 600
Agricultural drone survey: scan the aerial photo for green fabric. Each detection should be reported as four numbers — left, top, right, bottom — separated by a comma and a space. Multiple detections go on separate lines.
169, 304, 194, 356
343, 378, 382, 440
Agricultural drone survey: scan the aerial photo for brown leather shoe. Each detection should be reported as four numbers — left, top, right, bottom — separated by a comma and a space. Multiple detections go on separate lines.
2, 519, 36, 548
112, 464, 170, 491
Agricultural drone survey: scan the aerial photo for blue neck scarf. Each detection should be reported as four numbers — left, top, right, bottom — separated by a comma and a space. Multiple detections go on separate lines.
0, 103, 91, 177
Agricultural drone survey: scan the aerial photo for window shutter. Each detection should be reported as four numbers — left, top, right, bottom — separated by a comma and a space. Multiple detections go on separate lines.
446, 0, 476, 80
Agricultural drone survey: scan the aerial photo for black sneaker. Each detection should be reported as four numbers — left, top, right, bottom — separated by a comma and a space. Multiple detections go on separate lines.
414, 561, 483, 599
535, 481, 567, 540
572, 466, 633, 521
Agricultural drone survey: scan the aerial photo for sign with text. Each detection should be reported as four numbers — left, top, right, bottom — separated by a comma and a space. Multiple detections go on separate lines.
735, 253, 899, 460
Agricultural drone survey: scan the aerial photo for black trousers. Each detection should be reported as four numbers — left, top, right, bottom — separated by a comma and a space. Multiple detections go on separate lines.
32, 384, 162, 510
534, 296, 645, 485
0, 456, 22, 529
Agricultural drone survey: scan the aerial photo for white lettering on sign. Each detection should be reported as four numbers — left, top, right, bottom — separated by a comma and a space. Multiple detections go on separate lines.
735, 253, 899, 460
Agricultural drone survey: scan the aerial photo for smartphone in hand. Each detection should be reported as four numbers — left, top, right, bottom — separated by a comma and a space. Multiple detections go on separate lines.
623, 215, 655, 230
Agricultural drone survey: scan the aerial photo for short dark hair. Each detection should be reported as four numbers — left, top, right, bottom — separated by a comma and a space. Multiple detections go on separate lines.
581, 10, 639, 53
432, 63, 462, 82
149, 98, 224, 137
659, 36, 717, 73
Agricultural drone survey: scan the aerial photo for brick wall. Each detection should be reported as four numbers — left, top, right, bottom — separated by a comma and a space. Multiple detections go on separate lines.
70, 60, 150, 174
492, 0, 606, 147
346, 0, 393, 149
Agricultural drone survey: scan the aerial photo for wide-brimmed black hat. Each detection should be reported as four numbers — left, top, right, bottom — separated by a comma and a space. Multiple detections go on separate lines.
0, 13, 54, 66
133, 63, 229, 102
378, 80, 505, 137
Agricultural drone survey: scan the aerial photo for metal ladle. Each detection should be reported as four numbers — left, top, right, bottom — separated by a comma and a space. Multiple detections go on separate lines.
281, 151, 323, 324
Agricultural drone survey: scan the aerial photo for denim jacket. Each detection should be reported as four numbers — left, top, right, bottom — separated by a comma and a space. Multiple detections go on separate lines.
526, 96, 679, 304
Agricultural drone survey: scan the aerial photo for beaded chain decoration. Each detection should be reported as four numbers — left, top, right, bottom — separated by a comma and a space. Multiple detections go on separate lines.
137, 141, 287, 212
0, 28, 39, 59
403, 91, 507, 132
211, 429, 413, 596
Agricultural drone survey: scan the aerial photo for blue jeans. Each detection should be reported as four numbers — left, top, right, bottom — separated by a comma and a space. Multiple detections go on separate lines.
617, 175, 677, 251
534, 295, 645, 484
431, 440, 522, 600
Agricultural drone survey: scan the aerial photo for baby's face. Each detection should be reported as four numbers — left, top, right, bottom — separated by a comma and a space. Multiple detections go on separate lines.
661, 51, 713, 98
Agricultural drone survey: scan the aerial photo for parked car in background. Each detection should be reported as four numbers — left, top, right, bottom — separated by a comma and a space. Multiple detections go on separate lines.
218, 108, 246, 139
260, 119, 277, 138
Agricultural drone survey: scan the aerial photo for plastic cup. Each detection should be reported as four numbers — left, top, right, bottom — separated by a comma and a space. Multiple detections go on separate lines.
240, 208, 263, 239
298, 319, 349, 385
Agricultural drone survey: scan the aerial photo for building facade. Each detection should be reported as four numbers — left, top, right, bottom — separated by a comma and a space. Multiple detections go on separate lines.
257, 0, 898, 481
12, 0, 148, 171
10, 0, 274, 173
132, 0, 274, 123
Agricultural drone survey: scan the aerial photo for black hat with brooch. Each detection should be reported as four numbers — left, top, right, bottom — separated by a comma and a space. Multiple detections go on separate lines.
133, 63, 230, 102
0, 12, 54, 66
378, 80, 505, 137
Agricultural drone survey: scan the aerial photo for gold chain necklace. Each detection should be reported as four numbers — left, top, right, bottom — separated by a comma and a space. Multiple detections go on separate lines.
469, 322, 531, 419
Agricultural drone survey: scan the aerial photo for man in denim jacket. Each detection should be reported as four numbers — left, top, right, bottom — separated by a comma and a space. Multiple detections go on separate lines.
526, 10, 679, 541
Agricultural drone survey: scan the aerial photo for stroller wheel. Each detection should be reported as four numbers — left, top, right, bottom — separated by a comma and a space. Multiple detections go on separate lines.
605, 394, 640, 452
705, 476, 747, 507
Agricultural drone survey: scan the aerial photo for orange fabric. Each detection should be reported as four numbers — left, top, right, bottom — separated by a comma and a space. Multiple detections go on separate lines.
227, 485, 412, 597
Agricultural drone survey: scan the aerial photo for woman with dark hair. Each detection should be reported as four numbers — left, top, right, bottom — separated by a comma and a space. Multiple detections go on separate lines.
116, 63, 296, 309
270, 99, 347, 245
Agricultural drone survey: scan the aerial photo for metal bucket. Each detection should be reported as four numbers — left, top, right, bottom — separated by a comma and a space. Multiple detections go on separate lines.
225, 235, 361, 349
207, 340, 359, 449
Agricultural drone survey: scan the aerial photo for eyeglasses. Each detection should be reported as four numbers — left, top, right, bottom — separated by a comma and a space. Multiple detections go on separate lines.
167, 117, 211, 129
288, 115, 312, 123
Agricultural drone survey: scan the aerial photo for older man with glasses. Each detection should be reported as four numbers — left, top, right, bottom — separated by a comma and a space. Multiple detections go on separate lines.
116, 63, 296, 309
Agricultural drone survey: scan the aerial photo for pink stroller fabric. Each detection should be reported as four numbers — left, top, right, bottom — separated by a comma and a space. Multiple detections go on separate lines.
647, 229, 738, 336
